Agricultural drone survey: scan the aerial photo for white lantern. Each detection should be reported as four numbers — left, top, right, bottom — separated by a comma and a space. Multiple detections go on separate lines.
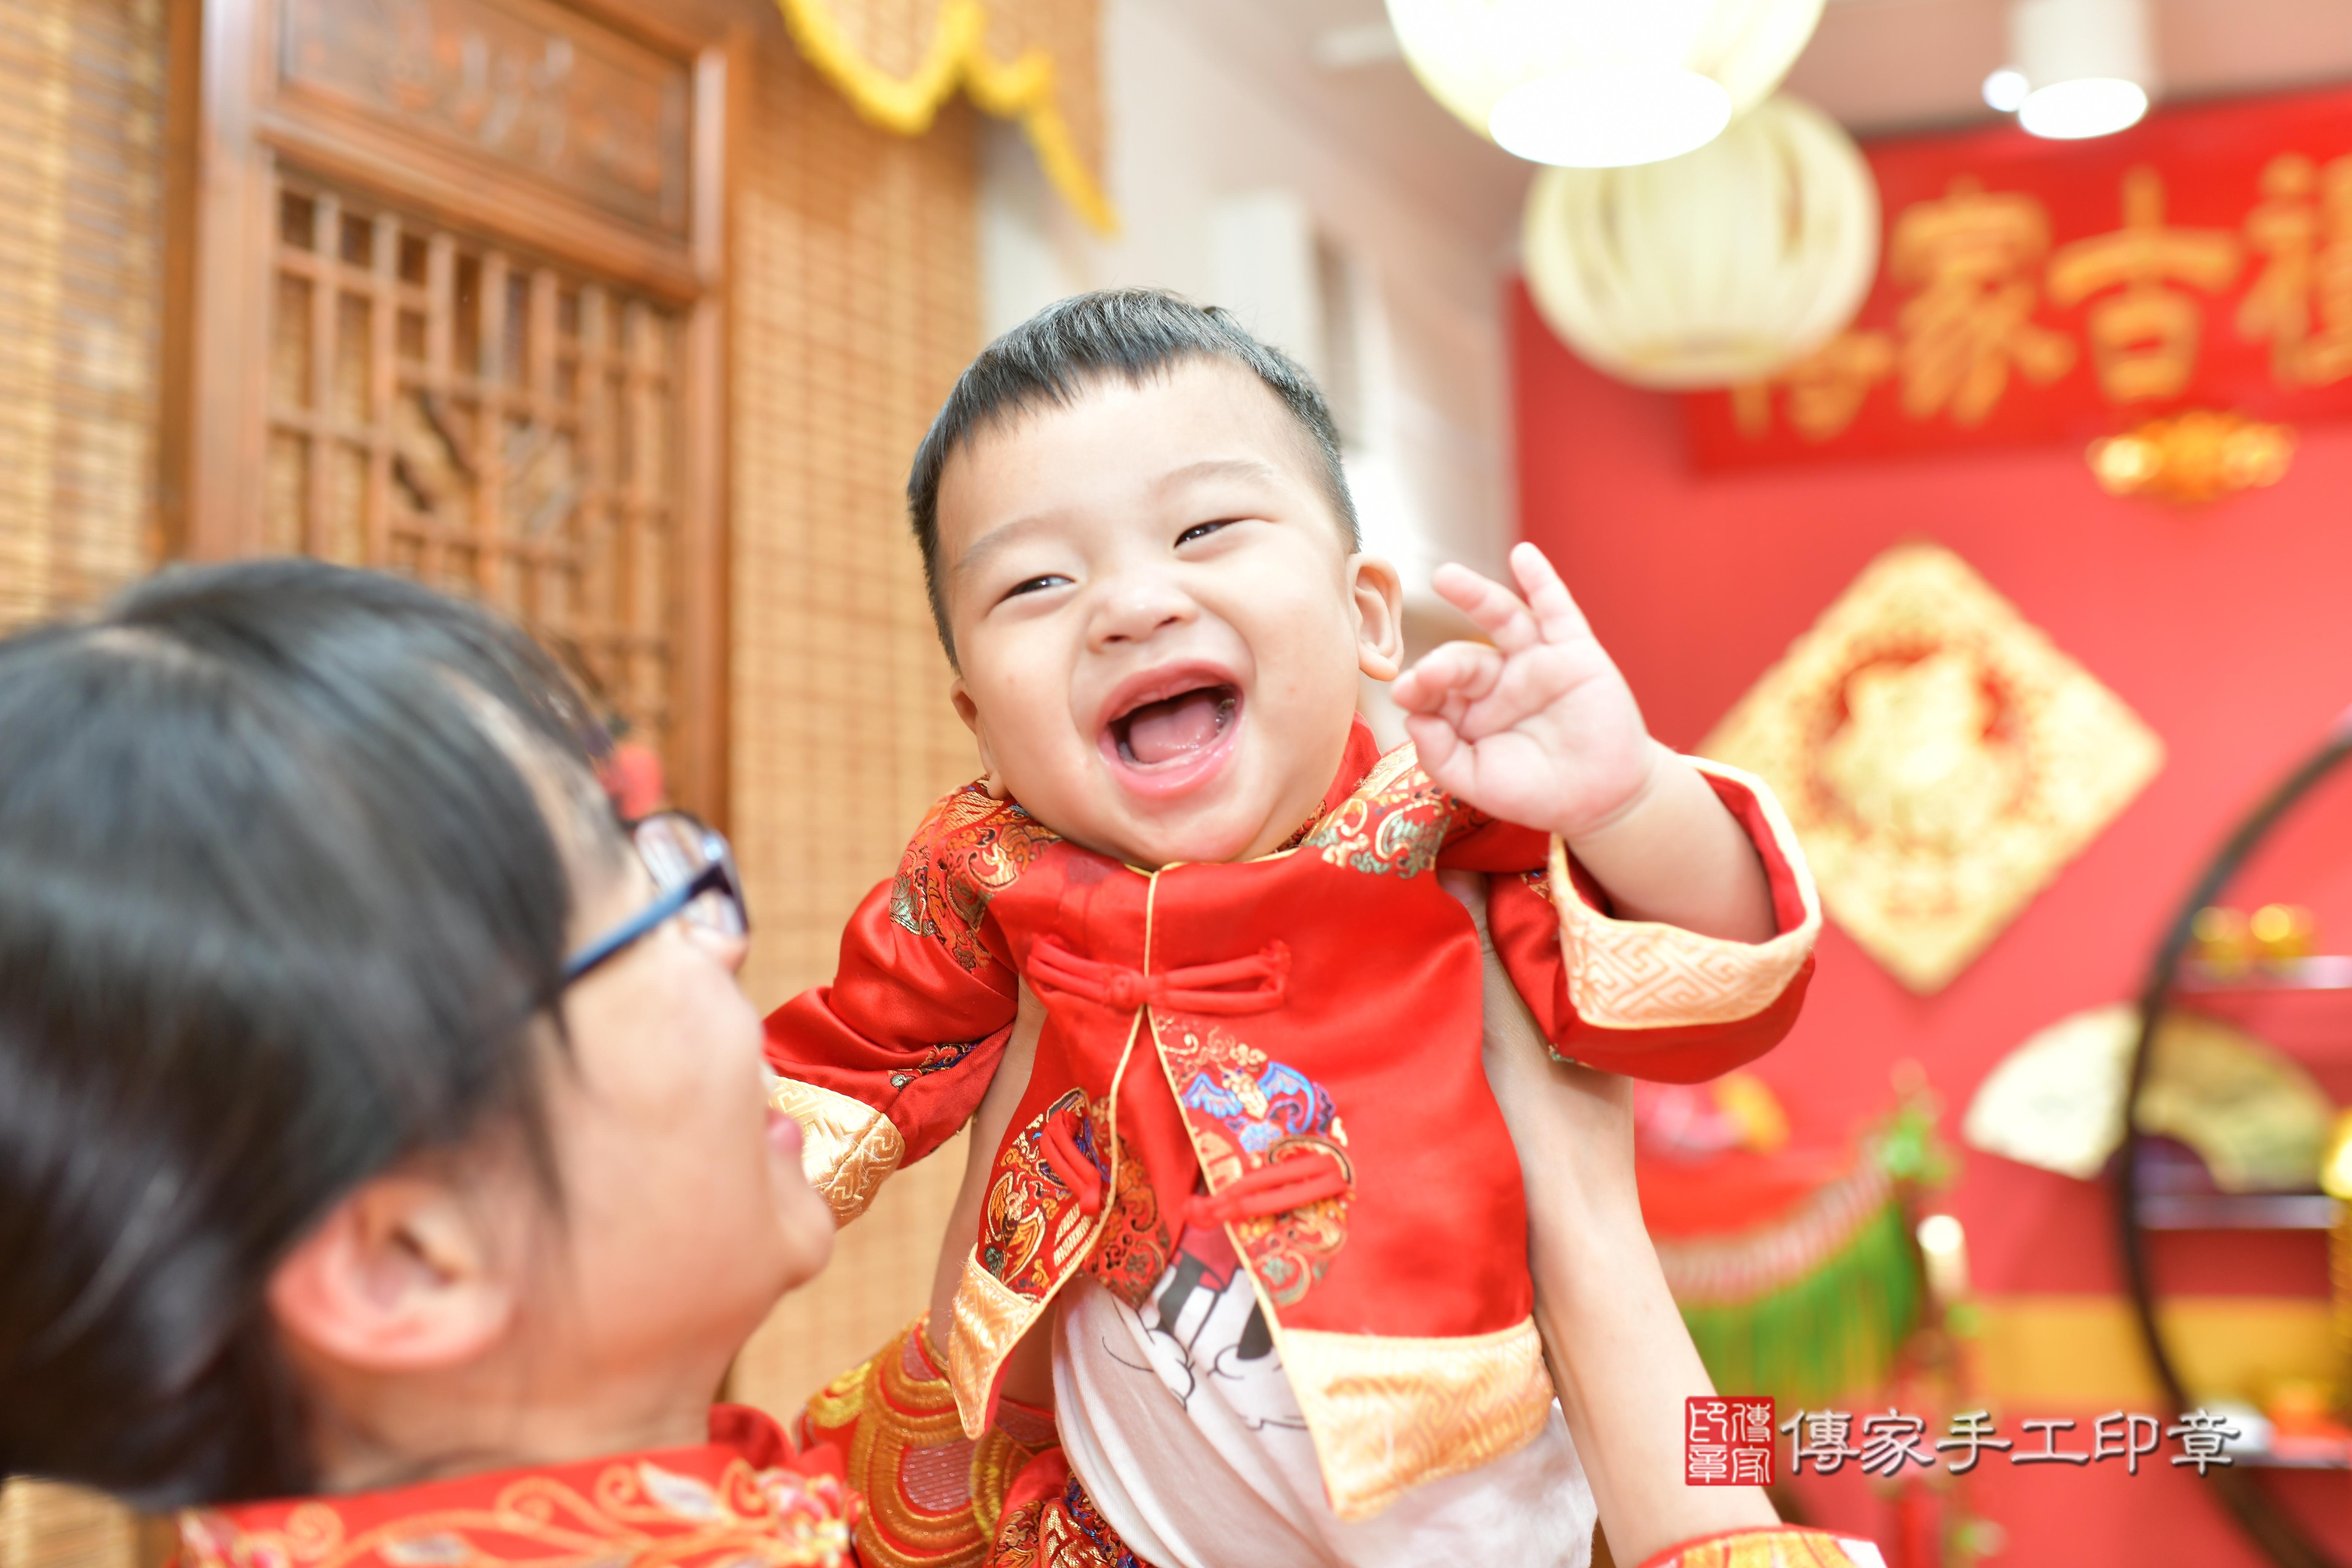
1385, 0, 1825, 167
1521, 95, 1879, 388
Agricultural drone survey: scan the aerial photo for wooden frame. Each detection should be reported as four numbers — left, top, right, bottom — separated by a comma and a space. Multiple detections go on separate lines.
161, 0, 743, 822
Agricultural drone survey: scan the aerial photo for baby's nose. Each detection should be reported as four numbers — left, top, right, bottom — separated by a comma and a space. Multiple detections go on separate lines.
1089, 574, 1196, 645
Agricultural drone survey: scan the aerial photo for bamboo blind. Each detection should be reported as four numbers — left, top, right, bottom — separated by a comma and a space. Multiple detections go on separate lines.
0, 1487, 144, 1568
722, 42, 982, 1424
0, 0, 161, 630
0, 0, 165, 1548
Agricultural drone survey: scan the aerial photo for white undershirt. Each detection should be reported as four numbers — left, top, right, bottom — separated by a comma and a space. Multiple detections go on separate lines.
1052, 1219, 1598, 1568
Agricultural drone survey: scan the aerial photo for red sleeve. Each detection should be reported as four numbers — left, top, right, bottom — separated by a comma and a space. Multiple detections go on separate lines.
1487, 861, 1813, 1082
763, 787, 1035, 1166
1457, 766, 1820, 1084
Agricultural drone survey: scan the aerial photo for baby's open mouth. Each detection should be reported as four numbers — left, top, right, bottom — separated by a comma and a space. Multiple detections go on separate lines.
1109, 683, 1239, 768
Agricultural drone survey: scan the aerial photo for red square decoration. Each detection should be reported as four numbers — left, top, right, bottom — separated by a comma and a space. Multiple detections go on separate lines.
1687, 1396, 1775, 1486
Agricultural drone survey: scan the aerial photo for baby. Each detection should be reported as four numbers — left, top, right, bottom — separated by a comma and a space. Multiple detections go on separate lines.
765, 290, 1823, 1568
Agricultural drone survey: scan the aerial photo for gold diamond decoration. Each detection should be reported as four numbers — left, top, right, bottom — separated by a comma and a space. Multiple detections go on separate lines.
1700, 542, 2162, 994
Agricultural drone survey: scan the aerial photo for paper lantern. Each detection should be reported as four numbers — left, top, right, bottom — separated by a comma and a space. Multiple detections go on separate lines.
1521, 95, 1879, 388
1385, 0, 1825, 167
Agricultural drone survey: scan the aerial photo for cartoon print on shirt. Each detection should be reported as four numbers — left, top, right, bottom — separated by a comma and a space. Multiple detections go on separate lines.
1109, 1215, 1309, 1435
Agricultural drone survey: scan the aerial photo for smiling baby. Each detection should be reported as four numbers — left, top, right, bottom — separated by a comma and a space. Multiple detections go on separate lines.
763, 289, 1826, 1568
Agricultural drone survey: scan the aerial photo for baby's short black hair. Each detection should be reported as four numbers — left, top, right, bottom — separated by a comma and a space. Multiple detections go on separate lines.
907, 287, 1361, 666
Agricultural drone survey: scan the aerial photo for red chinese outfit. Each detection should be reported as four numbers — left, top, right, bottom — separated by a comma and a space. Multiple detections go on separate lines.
765, 721, 1822, 1527
173, 1407, 858, 1568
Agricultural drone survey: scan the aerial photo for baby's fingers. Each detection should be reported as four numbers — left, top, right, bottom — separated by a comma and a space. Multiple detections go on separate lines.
1391, 640, 1503, 714
1508, 543, 1595, 648
1431, 563, 1540, 655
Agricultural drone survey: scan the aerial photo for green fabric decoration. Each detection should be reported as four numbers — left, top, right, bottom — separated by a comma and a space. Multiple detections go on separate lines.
1677, 1198, 1921, 1412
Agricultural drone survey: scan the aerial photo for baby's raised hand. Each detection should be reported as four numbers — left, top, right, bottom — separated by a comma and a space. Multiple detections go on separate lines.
1389, 542, 1663, 844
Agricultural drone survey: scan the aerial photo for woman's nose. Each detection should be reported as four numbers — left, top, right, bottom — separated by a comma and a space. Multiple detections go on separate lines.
687, 922, 751, 976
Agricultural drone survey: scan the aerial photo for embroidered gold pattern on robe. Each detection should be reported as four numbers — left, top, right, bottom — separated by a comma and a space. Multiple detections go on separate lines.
828, 1323, 982, 1568
1302, 743, 1464, 877
1278, 1317, 1553, 1522
1546, 757, 1822, 1029
890, 787, 1060, 975
988, 1470, 1132, 1568
770, 1076, 906, 1225
1660, 1527, 1887, 1568
1702, 542, 2161, 993
178, 1459, 856, 1568
1154, 1013, 1353, 1307
979, 1089, 1102, 1297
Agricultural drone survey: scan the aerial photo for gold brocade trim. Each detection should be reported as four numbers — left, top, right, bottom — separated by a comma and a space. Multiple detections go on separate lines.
1277, 1317, 1554, 1522
1547, 758, 1821, 1031
844, 1320, 985, 1568
769, 1077, 906, 1225
804, 1351, 873, 1433
178, 1459, 857, 1568
775, 0, 1114, 234
946, 1252, 1040, 1438
1644, 1526, 1885, 1568
965, 1428, 1027, 1544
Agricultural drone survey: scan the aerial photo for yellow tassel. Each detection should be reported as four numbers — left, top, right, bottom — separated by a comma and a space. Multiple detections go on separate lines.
775, 0, 1118, 235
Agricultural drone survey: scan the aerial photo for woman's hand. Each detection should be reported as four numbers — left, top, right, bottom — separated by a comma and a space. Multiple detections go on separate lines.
1443, 871, 1779, 1565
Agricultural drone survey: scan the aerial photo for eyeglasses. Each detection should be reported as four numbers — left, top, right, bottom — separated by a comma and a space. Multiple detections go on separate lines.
561, 811, 749, 986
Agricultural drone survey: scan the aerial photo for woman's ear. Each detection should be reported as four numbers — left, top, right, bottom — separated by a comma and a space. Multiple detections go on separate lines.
1348, 555, 1405, 682
950, 679, 1008, 799
267, 1171, 518, 1373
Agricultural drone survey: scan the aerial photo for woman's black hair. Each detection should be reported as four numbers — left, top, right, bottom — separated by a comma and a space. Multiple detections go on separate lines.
0, 559, 617, 1507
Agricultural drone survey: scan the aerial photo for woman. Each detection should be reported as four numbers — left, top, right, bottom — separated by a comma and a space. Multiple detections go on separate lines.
0, 561, 849, 1562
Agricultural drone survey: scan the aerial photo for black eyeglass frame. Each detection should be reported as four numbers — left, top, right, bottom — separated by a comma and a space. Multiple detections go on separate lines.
560, 813, 748, 986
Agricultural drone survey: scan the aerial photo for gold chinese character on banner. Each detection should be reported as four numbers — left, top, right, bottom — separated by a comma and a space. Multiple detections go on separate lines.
1888, 177, 2077, 425
2238, 152, 2352, 386
2047, 166, 2242, 402
1730, 330, 1897, 442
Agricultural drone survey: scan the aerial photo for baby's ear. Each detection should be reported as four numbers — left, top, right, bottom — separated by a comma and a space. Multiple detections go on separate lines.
1349, 554, 1404, 681
948, 681, 1008, 799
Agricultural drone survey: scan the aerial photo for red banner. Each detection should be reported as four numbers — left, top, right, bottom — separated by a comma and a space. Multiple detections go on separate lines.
1683, 84, 2352, 470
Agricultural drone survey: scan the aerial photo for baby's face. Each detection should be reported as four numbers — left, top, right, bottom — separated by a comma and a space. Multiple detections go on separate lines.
938, 359, 1400, 868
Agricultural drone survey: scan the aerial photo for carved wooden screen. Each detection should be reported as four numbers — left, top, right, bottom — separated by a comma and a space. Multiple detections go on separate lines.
265, 176, 685, 754
172, 0, 736, 814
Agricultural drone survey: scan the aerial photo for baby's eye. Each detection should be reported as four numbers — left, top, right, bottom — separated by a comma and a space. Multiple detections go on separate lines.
1005, 574, 1072, 599
1175, 520, 1233, 548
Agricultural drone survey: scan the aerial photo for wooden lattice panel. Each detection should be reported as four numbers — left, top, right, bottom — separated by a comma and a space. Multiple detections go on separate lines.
265, 175, 683, 753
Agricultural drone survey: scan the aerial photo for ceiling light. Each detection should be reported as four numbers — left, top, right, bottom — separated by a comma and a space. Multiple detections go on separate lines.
1489, 65, 1733, 168
2007, 0, 2156, 141
1981, 67, 2029, 112
2019, 77, 2148, 138
1385, 0, 1824, 168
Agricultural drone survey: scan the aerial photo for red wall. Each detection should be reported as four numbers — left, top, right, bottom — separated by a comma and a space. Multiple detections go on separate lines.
1509, 280, 2352, 1566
